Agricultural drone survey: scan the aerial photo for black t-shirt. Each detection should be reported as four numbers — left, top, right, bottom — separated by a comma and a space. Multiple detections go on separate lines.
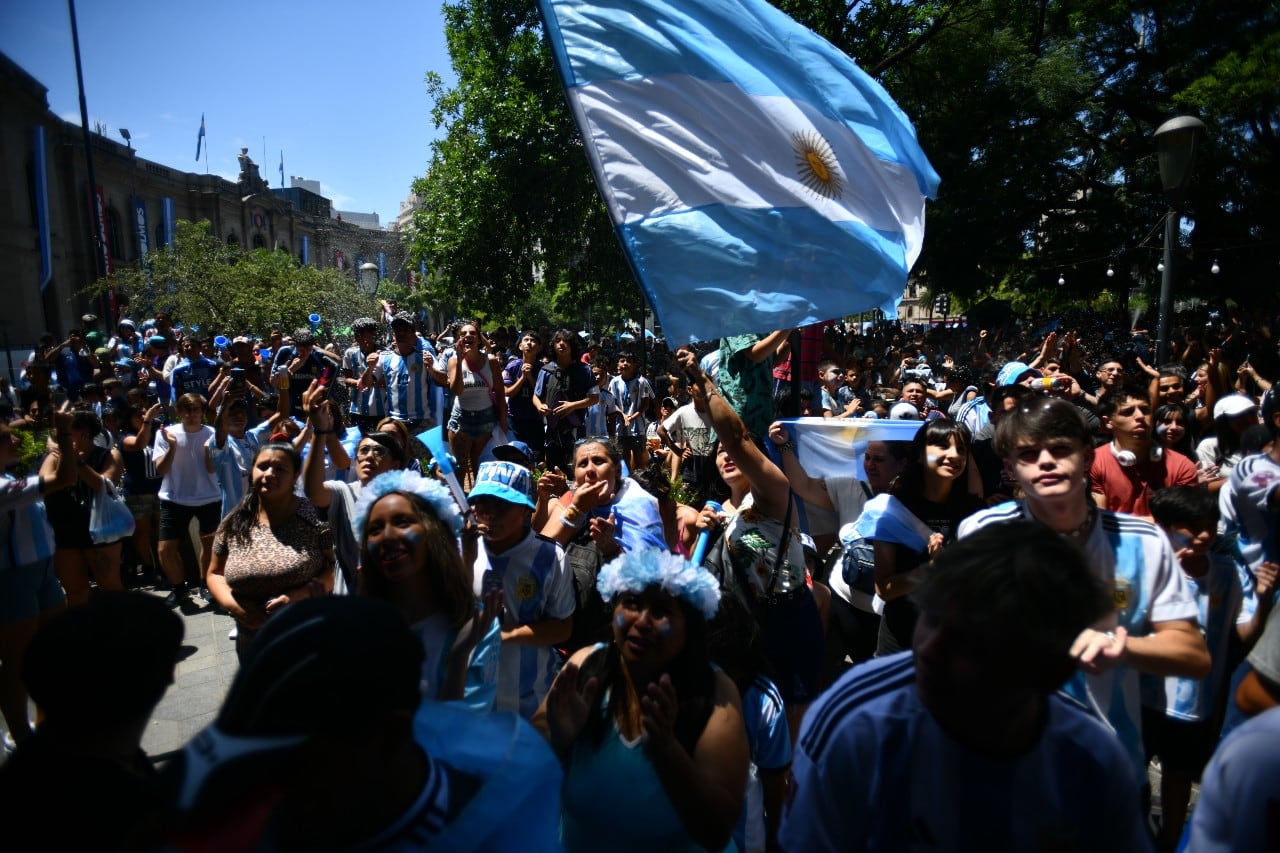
270, 347, 337, 412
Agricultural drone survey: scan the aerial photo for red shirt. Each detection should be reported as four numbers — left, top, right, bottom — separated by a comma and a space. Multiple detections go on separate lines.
1090, 445, 1199, 518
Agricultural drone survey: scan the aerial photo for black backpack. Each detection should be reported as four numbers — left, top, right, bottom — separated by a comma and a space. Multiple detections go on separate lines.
562, 528, 611, 654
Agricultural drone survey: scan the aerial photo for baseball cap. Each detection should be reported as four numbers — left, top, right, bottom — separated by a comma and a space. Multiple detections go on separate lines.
661, 396, 678, 409
232, 335, 252, 346
1214, 393, 1258, 420
996, 361, 1041, 388
390, 310, 415, 328
889, 401, 920, 420
468, 460, 536, 510
491, 440, 534, 468
117, 318, 136, 330
149, 335, 170, 348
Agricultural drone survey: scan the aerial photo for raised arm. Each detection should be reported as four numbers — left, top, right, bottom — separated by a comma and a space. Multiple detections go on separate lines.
678, 350, 789, 518
766, 420, 834, 510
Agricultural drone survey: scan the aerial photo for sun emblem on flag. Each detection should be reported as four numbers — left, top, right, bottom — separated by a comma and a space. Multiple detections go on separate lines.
793, 130, 843, 200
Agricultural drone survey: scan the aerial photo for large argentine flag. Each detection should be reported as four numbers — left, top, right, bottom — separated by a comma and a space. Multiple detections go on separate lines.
538, 0, 940, 344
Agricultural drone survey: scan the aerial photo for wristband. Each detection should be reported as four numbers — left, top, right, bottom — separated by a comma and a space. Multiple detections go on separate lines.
780, 440, 796, 453
560, 506, 585, 529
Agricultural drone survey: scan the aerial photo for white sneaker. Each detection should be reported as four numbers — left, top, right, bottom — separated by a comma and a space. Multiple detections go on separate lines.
228, 626, 239, 640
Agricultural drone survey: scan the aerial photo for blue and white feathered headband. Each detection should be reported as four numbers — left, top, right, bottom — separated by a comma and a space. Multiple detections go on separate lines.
596, 548, 721, 620
352, 470, 464, 541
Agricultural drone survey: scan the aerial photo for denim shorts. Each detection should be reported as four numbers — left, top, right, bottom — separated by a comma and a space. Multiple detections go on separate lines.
448, 403, 498, 438
0, 557, 65, 623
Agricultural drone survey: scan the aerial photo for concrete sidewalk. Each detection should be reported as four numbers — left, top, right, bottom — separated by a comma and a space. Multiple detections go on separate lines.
139, 589, 240, 759
0, 586, 239, 763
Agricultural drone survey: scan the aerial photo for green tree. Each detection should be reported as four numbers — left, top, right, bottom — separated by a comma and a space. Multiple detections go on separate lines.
410, 0, 1279, 320
407, 0, 639, 329
85, 220, 381, 338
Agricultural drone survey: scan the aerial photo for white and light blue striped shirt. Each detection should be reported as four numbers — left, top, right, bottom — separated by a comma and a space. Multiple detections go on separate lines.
377, 337, 439, 424
206, 432, 262, 519
344, 344, 389, 419
1, 474, 57, 568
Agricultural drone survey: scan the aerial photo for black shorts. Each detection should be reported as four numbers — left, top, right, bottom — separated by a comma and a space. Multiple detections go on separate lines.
159, 500, 222, 541
1141, 706, 1217, 777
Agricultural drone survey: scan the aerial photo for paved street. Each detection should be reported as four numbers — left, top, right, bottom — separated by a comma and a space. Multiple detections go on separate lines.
138, 590, 240, 760
0, 587, 239, 764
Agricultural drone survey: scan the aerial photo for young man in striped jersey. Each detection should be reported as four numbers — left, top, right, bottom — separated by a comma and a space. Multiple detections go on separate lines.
782, 521, 1150, 851
342, 317, 388, 435
364, 311, 443, 432
957, 396, 1209, 793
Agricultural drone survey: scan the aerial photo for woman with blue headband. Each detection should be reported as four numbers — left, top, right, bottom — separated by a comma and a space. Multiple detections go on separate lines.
354, 470, 500, 711
533, 549, 749, 853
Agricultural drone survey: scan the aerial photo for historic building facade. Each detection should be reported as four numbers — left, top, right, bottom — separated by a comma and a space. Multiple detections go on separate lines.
0, 53, 407, 357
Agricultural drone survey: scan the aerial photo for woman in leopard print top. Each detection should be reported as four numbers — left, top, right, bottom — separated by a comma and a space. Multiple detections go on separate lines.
208, 440, 334, 656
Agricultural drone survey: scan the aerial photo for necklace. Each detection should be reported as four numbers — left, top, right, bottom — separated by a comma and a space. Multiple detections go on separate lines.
1065, 506, 1096, 540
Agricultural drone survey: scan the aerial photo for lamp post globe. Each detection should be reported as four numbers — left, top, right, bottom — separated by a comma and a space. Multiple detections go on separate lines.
359, 261, 379, 295
1153, 116, 1206, 366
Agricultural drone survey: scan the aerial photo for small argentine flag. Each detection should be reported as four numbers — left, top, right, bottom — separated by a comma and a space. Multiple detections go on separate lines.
195, 114, 205, 161
538, 0, 940, 344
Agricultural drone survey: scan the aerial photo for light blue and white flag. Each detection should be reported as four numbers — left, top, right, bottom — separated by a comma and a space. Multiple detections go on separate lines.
538, 0, 940, 344
778, 416, 922, 482
195, 114, 205, 161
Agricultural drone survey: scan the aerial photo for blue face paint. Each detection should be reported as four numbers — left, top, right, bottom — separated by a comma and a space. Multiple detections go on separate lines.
657, 621, 674, 637
614, 612, 627, 629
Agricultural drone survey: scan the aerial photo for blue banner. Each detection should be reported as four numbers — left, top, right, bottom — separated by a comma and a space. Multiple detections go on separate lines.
161, 197, 175, 247
377, 252, 386, 280
33, 127, 52, 293
133, 197, 150, 259
301, 235, 309, 265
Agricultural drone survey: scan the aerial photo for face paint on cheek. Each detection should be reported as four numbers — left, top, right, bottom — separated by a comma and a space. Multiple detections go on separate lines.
657, 622, 674, 638
614, 612, 627, 629
927, 454, 942, 466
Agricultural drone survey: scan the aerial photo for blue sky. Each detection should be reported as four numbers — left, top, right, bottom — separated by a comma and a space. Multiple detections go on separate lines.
0, 0, 455, 226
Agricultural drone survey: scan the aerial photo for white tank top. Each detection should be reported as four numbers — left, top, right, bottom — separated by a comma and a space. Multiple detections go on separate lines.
457, 355, 495, 412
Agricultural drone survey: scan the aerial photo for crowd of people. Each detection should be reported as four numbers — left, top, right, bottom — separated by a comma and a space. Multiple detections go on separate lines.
1, 299, 1279, 850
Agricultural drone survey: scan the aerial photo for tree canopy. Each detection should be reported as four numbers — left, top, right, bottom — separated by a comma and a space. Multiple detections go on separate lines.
408, 0, 1279, 326
86, 220, 382, 337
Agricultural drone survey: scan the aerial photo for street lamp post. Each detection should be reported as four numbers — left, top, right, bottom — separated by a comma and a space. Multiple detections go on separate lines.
120, 129, 141, 259
359, 261, 379, 296
1154, 116, 1206, 366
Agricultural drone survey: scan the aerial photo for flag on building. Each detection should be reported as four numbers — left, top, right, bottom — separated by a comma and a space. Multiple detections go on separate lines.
279, 151, 284, 188
195, 114, 205, 161
537, 0, 940, 344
